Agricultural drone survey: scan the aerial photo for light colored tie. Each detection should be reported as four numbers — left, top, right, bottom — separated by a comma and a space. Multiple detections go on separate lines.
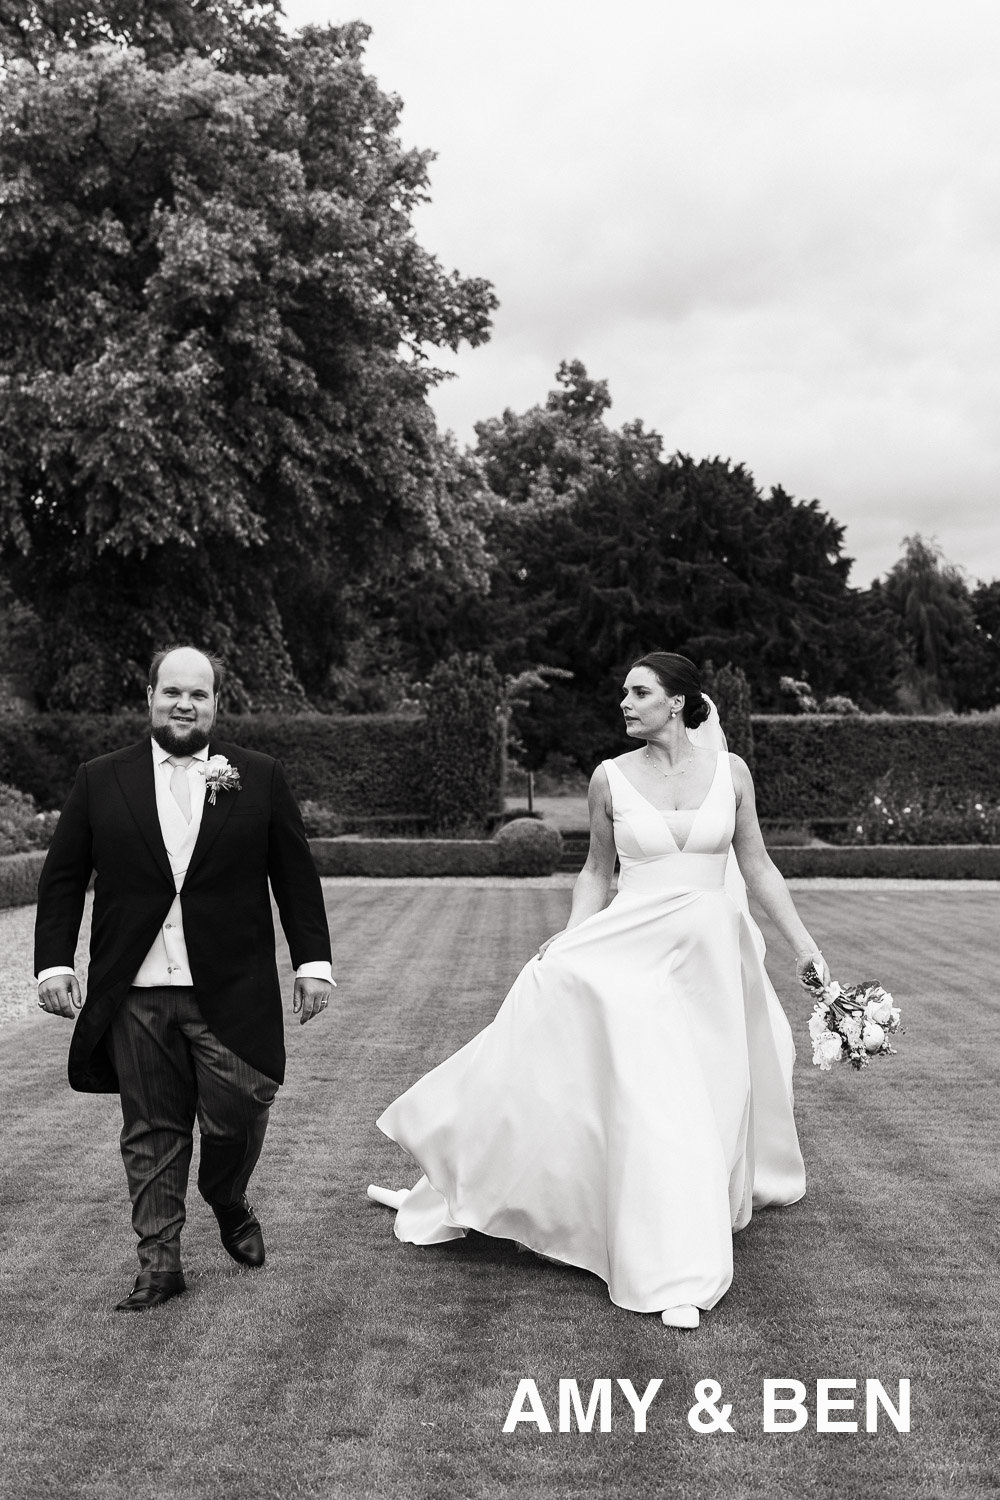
167, 756, 193, 822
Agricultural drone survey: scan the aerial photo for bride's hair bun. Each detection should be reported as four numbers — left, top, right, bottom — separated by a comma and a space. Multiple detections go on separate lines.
684, 692, 711, 730
630, 651, 710, 729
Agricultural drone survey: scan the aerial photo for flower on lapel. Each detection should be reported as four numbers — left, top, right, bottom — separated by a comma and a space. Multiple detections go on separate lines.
200, 754, 241, 805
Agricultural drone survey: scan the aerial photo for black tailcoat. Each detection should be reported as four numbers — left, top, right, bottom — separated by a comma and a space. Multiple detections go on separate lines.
33, 737, 332, 1093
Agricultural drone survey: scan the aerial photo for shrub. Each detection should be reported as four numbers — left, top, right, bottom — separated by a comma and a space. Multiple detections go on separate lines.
0, 851, 48, 909
0, 783, 60, 855
704, 662, 754, 766
423, 654, 504, 833
844, 776, 1000, 845
299, 801, 346, 838
491, 818, 563, 875
531, 754, 590, 795
819, 695, 861, 715
778, 675, 819, 714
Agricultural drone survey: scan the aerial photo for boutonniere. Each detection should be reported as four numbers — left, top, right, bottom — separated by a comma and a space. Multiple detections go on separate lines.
200, 754, 242, 805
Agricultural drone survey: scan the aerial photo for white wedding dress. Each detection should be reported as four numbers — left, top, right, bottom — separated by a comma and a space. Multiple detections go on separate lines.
376, 733, 805, 1315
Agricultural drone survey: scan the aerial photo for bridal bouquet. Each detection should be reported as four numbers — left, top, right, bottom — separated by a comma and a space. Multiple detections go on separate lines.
799, 961, 901, 1071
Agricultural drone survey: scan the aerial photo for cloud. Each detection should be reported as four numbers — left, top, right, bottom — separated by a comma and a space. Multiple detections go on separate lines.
289, 0, 1000, 585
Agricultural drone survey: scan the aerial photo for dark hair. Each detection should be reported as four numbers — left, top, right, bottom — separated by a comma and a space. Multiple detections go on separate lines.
629, 652, 710, 729
149, 645, 226, 695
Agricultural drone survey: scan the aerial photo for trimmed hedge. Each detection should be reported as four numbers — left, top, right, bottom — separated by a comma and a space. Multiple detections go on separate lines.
0, 713, 431, 814
311, 838, 501, 877
771, 845, 1000, 879
423, 654, 504, 832
2, 837, 995, 905
751, 714, 1000, 821
311, 818, 563, 878
0, 851, 47, 910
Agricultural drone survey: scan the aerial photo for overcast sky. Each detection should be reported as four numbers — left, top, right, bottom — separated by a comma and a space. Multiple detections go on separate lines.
284, 0, 1000, 589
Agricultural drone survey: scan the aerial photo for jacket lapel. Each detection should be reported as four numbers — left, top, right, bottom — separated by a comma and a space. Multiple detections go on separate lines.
185, 741, 241, 882
113, 739, 174, 889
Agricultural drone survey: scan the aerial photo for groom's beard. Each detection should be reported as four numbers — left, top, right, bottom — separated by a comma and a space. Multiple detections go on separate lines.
151, 722, 213, 756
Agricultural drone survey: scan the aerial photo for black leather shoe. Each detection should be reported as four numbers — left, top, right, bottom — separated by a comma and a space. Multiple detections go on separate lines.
211, 1196, 265, 1267
115, 1269, 186, 1312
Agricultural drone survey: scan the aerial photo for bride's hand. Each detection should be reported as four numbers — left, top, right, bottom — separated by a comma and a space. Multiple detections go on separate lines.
795, 950, 830, 987
536, 932, 564, 961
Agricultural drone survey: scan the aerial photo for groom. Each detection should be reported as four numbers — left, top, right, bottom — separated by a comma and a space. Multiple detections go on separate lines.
34, 646, 334, 1311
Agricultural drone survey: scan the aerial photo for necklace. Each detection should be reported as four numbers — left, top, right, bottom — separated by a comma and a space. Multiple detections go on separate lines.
644, 746, 693, 778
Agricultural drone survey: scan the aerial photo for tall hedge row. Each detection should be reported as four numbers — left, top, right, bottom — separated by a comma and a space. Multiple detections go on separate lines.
752, 714, 1000, 820
0, 713, 432, 814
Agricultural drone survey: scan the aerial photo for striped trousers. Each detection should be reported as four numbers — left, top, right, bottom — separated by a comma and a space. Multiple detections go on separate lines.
108, 987, 278, 1273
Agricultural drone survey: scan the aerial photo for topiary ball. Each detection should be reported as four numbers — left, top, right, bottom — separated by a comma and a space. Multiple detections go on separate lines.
491, 817, 563, 875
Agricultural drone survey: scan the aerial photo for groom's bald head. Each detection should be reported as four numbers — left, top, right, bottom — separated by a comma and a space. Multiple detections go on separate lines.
149, 645, 226, 695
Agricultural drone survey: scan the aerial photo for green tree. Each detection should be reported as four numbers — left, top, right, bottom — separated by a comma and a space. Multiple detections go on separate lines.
882, 536, 982, 712
0, 0, 286, 73
0, 14, 495, 707
474, 358, 662, 508
966, 579, 1000, 709
441, 365, 905, 764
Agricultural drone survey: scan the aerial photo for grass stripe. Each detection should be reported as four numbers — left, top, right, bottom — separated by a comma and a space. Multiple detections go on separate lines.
1, 885, 997, 1499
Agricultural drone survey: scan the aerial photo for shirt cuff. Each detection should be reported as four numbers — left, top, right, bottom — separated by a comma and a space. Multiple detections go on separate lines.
36, 966, 76, 985
296, 961, 335, 985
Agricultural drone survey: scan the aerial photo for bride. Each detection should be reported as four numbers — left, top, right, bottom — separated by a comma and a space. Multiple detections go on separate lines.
370, 652, 829, 1328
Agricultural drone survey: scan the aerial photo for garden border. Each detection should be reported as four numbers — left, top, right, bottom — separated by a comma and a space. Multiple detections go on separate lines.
768, 844, 1000, 879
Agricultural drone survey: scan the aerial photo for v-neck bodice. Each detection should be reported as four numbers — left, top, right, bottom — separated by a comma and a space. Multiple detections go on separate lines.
602, 752, 735, 894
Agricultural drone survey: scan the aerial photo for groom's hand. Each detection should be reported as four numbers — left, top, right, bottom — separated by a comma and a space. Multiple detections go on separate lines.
293, 976, 332, 1025
37, 974, 83, 1018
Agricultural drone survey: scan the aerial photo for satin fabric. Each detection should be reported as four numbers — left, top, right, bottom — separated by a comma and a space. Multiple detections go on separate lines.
377, 750, 805, 1314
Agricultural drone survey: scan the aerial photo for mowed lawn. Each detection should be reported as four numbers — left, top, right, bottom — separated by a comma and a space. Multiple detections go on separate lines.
1, 882, 998, 1500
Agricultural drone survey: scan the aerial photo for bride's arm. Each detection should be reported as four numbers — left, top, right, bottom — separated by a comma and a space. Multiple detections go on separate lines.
537, 765, 616, 959
730, 754, 828, 981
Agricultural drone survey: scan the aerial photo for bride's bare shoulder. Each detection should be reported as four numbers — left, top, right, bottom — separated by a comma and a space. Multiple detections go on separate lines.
606, 749, 644, 770
727, 753, 755, 801
587, 762, 614, 818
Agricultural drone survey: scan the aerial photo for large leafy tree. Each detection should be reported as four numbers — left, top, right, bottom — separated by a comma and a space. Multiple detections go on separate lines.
412, 364, 900, 765
393, 361, 665, 673
0, 11, 495, 707
0, 0, 287, 71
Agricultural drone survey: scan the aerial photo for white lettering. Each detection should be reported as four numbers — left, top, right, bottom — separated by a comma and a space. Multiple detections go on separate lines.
866, 1380, 910, 1433
763, 1380, 808, 1432
616, 1378, 663, 1433
503, 1379, 552, 1433
559, 1379, 612, 1433
817, 1379, 858, 1433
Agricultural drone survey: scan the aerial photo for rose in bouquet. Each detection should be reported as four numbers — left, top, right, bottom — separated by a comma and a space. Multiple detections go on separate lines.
799, 960, 901, 1071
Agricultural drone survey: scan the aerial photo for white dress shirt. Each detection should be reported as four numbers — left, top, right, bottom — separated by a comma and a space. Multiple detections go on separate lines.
37, 739, 334, 989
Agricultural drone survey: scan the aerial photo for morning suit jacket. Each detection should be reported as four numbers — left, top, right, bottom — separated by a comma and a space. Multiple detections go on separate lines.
33, 737, 332, 1094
